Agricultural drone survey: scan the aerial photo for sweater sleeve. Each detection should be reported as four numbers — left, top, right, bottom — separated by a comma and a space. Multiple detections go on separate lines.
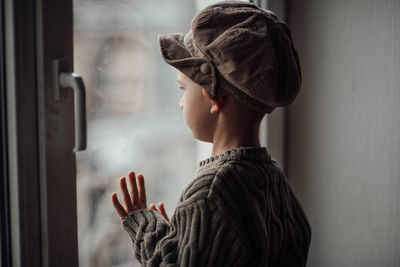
121, 198, 251, 267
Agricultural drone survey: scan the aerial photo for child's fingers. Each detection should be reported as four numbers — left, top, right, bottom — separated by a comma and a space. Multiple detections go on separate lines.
120, 177, 134, 213
128, 171, 139, 207
137, 174, 147, 208
111, 192, 128, 221
149, 203, 157, 211
158, 202, 170, 222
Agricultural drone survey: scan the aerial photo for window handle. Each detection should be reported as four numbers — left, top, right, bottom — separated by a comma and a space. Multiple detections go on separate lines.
53, 59, 87, 152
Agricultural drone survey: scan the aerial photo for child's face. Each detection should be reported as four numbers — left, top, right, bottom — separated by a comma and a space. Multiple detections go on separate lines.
177, 70, 214, 141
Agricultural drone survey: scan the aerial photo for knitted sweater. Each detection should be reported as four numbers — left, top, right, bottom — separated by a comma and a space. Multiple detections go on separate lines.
122, 146, 311, 267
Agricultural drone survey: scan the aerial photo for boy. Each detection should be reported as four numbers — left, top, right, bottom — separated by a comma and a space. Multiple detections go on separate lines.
111, 1, 311, 266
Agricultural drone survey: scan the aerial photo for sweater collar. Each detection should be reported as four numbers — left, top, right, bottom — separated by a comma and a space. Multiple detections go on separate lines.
197, 146, 272, 171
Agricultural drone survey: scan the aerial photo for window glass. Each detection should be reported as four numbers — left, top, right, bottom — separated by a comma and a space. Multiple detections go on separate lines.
73, 1, 205, 266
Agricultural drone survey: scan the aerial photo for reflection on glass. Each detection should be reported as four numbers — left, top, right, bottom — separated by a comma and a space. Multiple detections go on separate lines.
73, 1, 206, 266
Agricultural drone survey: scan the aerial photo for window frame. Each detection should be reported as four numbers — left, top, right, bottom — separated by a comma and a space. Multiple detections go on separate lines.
5, 0, 42, 265
5, 0, 78, 266
1, 0, 12, 265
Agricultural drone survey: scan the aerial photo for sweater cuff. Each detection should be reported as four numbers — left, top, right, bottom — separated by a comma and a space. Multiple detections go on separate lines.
121, 209, 164, 237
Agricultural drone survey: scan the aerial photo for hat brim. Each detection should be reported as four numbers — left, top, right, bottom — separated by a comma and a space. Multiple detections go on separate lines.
158, 32, 232, 98
158, 33, 206, 68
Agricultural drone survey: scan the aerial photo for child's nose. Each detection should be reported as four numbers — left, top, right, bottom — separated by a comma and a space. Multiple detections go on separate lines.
179, 97, 184, 109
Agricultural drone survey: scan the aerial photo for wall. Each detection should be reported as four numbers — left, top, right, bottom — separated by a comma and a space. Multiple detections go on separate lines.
287, 1, 400, 266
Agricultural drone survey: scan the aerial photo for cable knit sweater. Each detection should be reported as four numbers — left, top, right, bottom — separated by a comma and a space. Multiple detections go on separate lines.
122, 146, 311, 267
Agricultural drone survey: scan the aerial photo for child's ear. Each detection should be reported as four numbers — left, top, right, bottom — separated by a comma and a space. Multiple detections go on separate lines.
201, 88, 223, 114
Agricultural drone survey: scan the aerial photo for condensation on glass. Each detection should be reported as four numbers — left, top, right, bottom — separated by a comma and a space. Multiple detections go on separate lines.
73, 1, 200, 266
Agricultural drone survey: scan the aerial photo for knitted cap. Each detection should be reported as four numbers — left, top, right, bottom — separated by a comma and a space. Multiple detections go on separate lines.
158, 0, 301, 114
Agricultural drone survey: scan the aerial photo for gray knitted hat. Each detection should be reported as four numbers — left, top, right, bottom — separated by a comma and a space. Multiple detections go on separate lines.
158, 0, 301, 114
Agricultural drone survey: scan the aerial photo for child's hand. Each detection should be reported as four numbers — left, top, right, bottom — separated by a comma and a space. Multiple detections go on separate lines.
149, 202, 170, 222
111, 171, 148, 222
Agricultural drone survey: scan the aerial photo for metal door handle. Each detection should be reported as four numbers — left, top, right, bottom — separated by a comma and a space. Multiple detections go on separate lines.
53, 59, 87, 152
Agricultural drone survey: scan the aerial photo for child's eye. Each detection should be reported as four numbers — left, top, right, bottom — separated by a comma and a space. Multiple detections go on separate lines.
179, 86, 185, 91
